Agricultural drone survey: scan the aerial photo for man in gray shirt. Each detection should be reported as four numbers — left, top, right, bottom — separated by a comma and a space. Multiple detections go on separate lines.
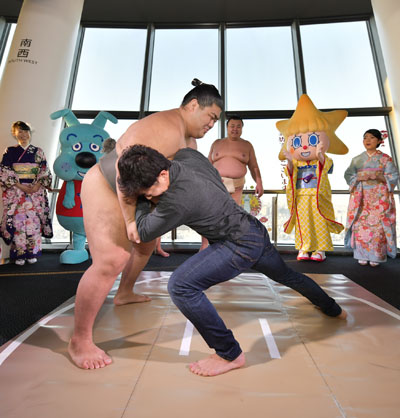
118, 144, 347, 377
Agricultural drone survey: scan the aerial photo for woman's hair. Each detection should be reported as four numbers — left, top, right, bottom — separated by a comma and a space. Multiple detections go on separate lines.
11, 121, 31, 136
117, 144, 171, 203
364, 129, 383, 147
181, 78, 223, 109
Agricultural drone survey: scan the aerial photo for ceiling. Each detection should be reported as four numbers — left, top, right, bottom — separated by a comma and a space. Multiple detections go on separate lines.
1, 0, 373, 25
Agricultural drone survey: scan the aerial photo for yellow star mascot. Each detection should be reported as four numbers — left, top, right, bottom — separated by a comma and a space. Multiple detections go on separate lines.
277, 94, 348, 261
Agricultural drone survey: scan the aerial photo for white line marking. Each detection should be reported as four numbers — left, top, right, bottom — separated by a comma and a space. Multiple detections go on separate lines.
0, 303, 75, 366
179, 320, 194, 356
324, 288, 400, 321
259, 318, 281, 359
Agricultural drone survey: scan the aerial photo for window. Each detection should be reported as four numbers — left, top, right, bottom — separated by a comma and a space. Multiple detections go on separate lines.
331, 115, 389, 190
72, 28, 147, 111
0, 23, 16, 81
149, 28, 219, 111
226, 27, 297, 110
300, 21, 381, 108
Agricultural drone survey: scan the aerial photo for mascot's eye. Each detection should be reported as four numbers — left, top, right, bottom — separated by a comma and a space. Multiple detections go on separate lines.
90, 143, 100, 152
308, 133, 319, 147
72, 142, 82, 152
292, 136, 302, 149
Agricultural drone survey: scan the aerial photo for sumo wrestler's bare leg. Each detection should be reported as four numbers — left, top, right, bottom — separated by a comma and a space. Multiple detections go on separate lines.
68, 165, 132, 370
154, 236, 170, 258
113, 240, 155, 306
230, 187, 243, 205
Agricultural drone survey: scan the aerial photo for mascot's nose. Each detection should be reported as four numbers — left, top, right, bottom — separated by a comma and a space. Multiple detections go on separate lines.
75, 152, 97, 169
302, 145, 308, 150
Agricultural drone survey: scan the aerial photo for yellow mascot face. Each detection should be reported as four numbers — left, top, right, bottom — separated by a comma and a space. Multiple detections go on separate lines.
287, 131, 330, 161
277, 94, 348, 161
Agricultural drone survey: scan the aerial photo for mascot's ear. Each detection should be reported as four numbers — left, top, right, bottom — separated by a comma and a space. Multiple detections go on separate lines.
92, 111, 118, 129
50, 109, 80, 127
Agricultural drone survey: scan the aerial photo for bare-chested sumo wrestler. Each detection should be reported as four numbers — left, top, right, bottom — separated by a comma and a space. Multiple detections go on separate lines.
68, 79, 223, 369
200, 115, 263, 250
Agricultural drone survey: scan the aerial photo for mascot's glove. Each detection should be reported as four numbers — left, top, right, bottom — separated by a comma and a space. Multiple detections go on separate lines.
283, 150, 293, 162
63, 182, 76, 208
63, 196, 76, 209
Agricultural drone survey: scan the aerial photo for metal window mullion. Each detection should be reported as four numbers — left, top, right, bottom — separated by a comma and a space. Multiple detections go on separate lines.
218, 22, 226, 138
291, 19, 307, 99
139, 23, 155, 119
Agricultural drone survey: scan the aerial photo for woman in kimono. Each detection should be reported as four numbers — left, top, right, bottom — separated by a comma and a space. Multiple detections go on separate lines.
344, 129, 398, 266
0, 121, 53, 265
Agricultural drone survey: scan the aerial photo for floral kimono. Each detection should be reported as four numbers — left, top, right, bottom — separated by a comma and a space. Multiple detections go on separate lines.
284, 156, 344, 252
344, 150, 398, 263
0, 144, 53, 261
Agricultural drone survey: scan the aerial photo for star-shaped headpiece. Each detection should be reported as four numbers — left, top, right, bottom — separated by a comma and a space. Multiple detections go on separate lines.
277, 94, 348, 160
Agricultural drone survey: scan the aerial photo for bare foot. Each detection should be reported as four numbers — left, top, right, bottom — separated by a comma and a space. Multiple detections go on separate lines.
68, 338, 112, 370
189, 352, 245, 376
337, 309, 348, 320
113, 292, 151, 306
155, 248, 170, 257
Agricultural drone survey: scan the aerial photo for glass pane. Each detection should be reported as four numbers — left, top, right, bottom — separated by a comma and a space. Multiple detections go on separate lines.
149, 29, 218, 111
330, 116, 389, 190
0, 23, 16, 81
226, 27, 297, 110
78, 118, 136, 142
51, 209, 72, 243
238, 119, 286, 191
72, 28, 147, 111
301, 21, 382, 108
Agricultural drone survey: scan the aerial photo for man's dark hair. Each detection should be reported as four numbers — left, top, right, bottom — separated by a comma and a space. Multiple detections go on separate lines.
181, 78, 223, 110
226, 115, 243, 127
117, 144, 171, 203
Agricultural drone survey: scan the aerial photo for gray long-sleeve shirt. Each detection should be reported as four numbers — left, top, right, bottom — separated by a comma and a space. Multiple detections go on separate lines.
135, 148, 252, 243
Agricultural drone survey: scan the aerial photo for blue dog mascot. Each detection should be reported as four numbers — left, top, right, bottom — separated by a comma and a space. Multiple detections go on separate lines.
51, 109, 117, 264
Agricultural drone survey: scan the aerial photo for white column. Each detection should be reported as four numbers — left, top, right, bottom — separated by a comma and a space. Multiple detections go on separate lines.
371, 0, 400, 166
0, 0, 84, 160
0, 0, 84, 261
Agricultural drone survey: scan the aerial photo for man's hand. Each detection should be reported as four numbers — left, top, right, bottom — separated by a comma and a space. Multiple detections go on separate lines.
256, 182, 264, 198
126, 221, 140, 244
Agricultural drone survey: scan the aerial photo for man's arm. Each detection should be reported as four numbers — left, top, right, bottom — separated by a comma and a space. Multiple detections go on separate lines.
116, 162, 140, 243
247, 142, 264, 197
135, 196, 185, 242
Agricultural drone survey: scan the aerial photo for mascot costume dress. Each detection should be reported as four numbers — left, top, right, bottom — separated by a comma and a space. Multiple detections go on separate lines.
277, 94, 348, 262
51, 109, 117, 264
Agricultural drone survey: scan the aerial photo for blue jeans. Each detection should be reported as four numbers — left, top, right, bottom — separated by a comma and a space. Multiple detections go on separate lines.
168, 217, 342, 361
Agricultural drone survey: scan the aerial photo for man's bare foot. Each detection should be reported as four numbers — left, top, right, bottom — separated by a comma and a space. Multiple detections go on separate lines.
113, 292, 151, 306
68, 338, 112, 370
155, 247, 170, 257
337, 309, 348, 320
189, 352, 245, 376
